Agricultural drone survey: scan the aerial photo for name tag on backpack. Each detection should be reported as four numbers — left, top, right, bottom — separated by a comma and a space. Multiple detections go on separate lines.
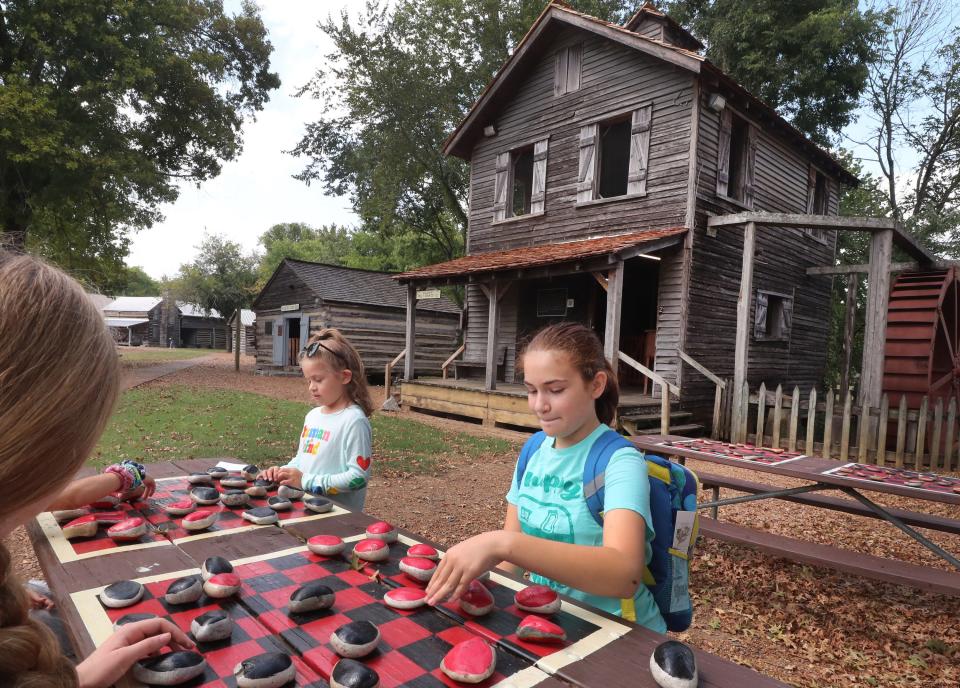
671, 511, 696, 557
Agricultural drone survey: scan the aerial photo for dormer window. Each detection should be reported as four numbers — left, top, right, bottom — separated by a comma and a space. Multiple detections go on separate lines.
554, 44, 582, 96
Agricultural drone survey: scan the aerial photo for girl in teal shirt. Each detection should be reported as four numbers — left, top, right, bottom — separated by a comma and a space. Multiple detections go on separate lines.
426, 323, 666, 632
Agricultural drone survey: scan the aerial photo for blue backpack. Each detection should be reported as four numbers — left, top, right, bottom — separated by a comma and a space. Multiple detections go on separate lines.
515, 428, 700, 632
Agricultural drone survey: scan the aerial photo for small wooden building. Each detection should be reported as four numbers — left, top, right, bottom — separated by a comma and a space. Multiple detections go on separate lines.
102, 296, 162, 346
252, 259, 460, 376
394, 2, 932, 431
228, 309, 257, 356
103, 296, 228, 348
176, 302, 228, 349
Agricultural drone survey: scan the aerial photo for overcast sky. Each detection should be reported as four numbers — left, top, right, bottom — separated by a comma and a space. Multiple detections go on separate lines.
127, 1, 358, 280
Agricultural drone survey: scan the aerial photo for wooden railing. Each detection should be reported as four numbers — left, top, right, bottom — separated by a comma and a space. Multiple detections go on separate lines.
677, 349, 726, 440
441, 344, 465, 379
383, 349, 407, 403
732, 382, 957, 473
618, 350, 678, 434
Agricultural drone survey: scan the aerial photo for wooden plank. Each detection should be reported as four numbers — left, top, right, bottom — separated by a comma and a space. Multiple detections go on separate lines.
860, 229, 894, 408
788, 386, 800, 452
946, 398, 957, 472
679, 349, 725, 387
876, 395, 889, 466
707, 212, 897, 230
895, 395, 908, 468
484, 281, 500, 391
771, 384, 783, 448
806, 261, 920, 276
914, 395, 928, 470
712, 383, 723, 440
755, 382, 766, 445
731, 221, 756, 435
822, 388, 834, 459
402, 395, 486, 420
840, 274, 857, 394
931, 397, 944, 470
604, 260, 625, 366
739, 380, 750, 444
488, 407, 541, 428
839, 389, 852, 462
404, 284, 417, 380
805, 388, 817, 455
619, 350, 680, 397
857, 401, 871, 464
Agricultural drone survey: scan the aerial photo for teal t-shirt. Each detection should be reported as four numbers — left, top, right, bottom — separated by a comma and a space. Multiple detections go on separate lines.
505, 424, 667, 633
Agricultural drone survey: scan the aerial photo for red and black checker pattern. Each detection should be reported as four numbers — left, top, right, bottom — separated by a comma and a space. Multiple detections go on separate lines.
236, 549, 536, 688
99, 576, 327, 687
134, 476, 324, 540
824, 462, 960, 495
59, 503, 168, 557
658, 438, 806, 466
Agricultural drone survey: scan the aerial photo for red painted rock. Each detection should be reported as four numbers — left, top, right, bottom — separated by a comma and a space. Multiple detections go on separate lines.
164, 499, 196, 517
954, 486, 960, 494
515, 585, 561, 614
383, 587, 427, 610
406, 543, 439, 561
308, 534, 346, 557
353, 538, 389, 562
182, 509, 218, 531
365, 521, 398, 543
440, 637, 496, 684
62, 514, 99, 539
203, 572, 241, 598
89, 496, 120, 510
516, 615, 566, 642
107, 517, 147, 542
398, 556, 437, 583
92, 511, 132, 525
51, 508, 88, 523
458, 579, 495, 616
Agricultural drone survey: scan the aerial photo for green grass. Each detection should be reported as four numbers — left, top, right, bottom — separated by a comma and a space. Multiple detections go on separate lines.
117, 347, 215, 363
91, 386, 518, 473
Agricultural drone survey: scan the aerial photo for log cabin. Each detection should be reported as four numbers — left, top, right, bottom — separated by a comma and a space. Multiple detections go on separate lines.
394, 2, 934, 433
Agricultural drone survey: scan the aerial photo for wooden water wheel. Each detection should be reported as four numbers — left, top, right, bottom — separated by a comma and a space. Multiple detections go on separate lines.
882, 268, 960, 409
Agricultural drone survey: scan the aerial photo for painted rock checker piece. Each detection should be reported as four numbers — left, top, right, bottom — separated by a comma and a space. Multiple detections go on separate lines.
441, 637, 497, 684
649, 640, 699, 688
331, 658, 381, 688
234, 652, 296, 688
133, 651, 207, 686
330, 620, 381, 658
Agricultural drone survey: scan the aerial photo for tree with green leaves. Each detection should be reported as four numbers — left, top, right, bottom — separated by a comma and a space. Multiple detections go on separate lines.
121, 266, 161, 298
174, 235, 258, 371
0, 0, 280, 285
290, 0, 634, 262
664, 0, 883, 143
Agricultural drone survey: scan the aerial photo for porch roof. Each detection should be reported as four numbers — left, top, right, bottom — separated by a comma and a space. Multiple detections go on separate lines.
395, 227, 687, 284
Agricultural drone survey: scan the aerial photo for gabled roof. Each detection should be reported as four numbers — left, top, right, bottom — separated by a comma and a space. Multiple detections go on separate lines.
396, 227, 686, 282
443, 2, 857, 186
230, 309, 255, 327
178, 302, 222, 319
87, 293, 113, 311
253, 259, 460, 313
623, 2, 704, 51
103, 296, 162, 313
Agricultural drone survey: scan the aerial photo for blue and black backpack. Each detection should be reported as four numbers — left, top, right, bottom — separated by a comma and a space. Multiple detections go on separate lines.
515, 428, 700, 632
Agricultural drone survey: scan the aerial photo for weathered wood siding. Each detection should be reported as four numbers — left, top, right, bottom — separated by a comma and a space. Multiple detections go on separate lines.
463, 26, 694, 376
683, 88, 842, 412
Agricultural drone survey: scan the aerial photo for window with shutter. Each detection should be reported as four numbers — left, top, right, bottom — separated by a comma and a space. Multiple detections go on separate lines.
530, 139, 549, 214
554, 44, 582, 96
755, 291, 793, 342
805, 166, 830, 243
716, 109, 732, 197
717, 109, 753, 207
627, 104, 652, 196
510, 146, 534, 217
493, 152, 510, 222
597, 116, 631, 198
495, 139, 548, 221
577, 123, 598, 203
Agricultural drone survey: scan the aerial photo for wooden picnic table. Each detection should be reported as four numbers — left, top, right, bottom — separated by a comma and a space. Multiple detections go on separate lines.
635, 435, 960, 588
27, 458, 789, 688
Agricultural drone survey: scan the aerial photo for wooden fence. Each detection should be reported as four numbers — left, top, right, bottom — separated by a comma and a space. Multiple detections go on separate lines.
720, 382, 958, 473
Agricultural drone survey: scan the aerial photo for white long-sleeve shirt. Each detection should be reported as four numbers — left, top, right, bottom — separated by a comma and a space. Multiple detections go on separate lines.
286, 404, 372, 511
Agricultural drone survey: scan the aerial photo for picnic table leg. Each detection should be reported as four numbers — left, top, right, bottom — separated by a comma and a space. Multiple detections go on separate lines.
712, 486, 719, 519
839, 487, 960, 570
698, 484, 832, 511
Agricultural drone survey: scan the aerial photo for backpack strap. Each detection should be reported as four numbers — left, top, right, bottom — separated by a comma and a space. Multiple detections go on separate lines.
582, 428, 635, 526
515, 431, 548, 490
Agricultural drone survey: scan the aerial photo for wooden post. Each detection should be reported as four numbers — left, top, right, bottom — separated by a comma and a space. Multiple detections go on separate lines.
604, 260, 625, 368
484, 282, 501, 391
731, 221, 756, 440
839, 390, 853, 461
857, 402, 871, 464
823, 388, 835, 459
712, 384, 723, 440
772, 384, 783, 448
404, 284, 417, 380
661, 388, 671, 435
860, 229, 894, 408
755, 382, 766, 445
739, 380, 750, 443
788, 386, 800, 451
915, 396, 928, 470
895, 395, 908, 468
931, 398, 944, 470
840, 273, 858, 395
805, 388, 817, 455
945, 398, 957, 472
877, 394, 889, 466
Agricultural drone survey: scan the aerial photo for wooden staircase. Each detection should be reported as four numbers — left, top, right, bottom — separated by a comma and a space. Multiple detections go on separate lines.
619, 409, 705, 437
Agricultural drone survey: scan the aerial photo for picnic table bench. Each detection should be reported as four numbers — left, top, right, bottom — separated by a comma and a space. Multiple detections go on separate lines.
27, 458, 789, 688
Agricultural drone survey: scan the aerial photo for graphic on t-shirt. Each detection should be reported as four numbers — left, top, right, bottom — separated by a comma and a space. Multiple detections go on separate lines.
516, 495, 575, 544
300, 425, 332, 455
357, 455, 371, 470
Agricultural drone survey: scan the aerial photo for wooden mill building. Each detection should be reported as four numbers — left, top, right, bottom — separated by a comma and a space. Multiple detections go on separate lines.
252, 259, 460, 377
394, 2, 933, 431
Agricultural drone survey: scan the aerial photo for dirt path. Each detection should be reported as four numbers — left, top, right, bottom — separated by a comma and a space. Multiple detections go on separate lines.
10, 353, 959, 687
121, 354, 217, 390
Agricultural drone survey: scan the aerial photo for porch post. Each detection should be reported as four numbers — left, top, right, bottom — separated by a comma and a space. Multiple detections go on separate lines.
603, 259, 625, 366
485, 281, 500, 391
860, 228, 894, 408
404, 284, 417, 380
731, 221, 756, 443
840, 273, 858, 395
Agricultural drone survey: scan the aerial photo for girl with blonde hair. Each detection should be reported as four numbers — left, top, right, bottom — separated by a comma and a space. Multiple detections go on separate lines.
0, 251, 193, 688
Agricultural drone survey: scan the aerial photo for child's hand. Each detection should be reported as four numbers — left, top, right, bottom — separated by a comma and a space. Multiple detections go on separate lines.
260, 466, 282, 482
425, 531, 511, 606
26, 587, 54, 610
120, 476, 156, 503
76, 618, 195, 688
276, 467, 303, 489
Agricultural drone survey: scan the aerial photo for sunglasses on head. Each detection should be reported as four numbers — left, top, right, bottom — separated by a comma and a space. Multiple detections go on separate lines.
302, 339, 347, 362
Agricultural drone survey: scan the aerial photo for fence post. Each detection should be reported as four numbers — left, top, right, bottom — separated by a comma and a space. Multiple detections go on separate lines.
945, 398, 957, 473
877, 394, 889, 467
740, 380, 750, 444
788, 386, 800, 452
712, 383, 723, 440
805, 388, 817, 456
914, 396, 929, 470
772, 385, 784, 448
839, 390, 853, 462
857, 401, 871, 464
823, 387, 835, 459
895, 395, 908, 468
931, 398, 944, 471
755, 382, 766, 445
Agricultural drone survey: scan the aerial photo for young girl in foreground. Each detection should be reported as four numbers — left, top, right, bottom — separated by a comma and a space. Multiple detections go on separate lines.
261, 329, 374, 511
425, 322, 666, 632
0, 251, 193, 687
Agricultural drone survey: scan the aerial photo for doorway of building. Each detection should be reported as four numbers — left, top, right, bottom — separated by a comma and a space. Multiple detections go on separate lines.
286, 317, 301, 366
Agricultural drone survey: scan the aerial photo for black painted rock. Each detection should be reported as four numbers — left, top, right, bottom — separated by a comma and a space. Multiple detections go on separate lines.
220, 476, 248, 489
267, 496, 292, 511
201, 556, 234, 581
277, 485, 304, 500
207, 466, 229, 478
165, 575, 203, 605
241, 464, 260, 480
440, 637, 496, 684
245, 483, 268, 498
242, 506, 279, 525
113, 612, 158, 630
331, 658, 381, 688
187, 472, 214, 485
255, 477, 277, 490
330, 620, 380, 658
649, 640, 698, 688
134, 651, 207, 685
289, 582, 335, 613
234, 652, 296, 688
220, 489, 250, 507
191, 609, 233, 642
189, 486, 220, 505
304, 496, 333, 513
99, 580, 144, 608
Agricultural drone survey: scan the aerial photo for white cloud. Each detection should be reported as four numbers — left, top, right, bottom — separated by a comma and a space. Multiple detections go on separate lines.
127, 0, 360, 279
